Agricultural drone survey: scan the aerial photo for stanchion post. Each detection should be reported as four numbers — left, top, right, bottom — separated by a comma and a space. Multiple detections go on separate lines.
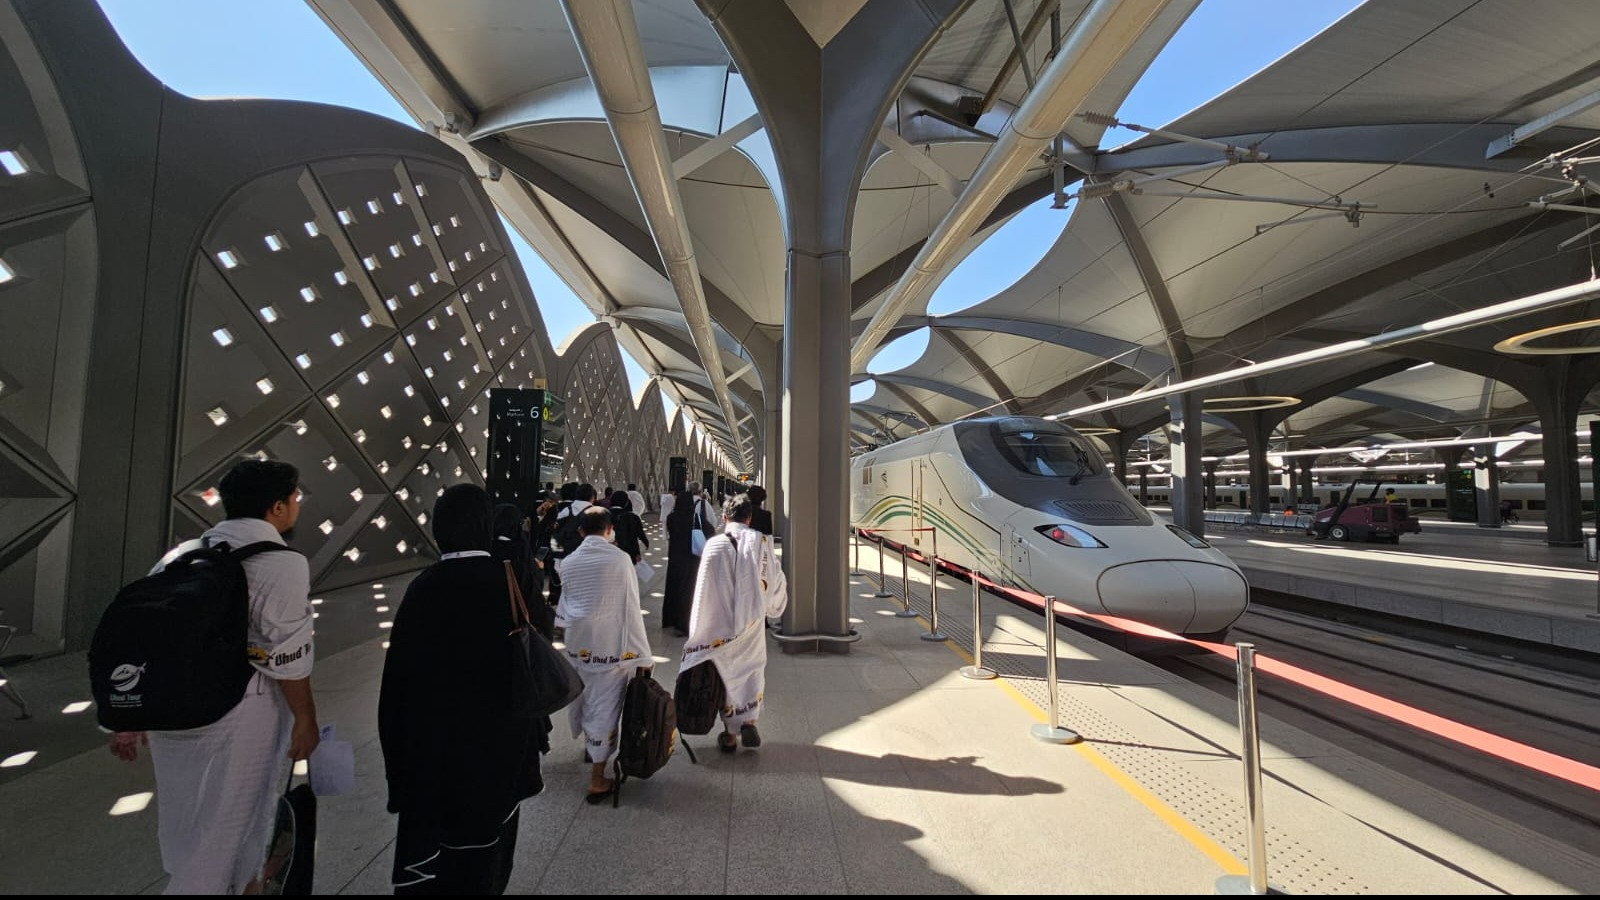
960, 570, 997, 680
1216, 642, 1271, 895
872, 529, 893, 599
921, 530, 947, 641
1030, 595, 1080, 744
850, 526, 863, 576
894, 543, 917, 617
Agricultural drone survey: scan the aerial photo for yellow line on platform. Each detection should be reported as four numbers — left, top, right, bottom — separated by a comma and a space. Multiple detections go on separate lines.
907, 605, 1247, 876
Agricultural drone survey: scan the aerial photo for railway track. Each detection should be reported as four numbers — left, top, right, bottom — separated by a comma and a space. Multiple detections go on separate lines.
1156, 604, 1600, 857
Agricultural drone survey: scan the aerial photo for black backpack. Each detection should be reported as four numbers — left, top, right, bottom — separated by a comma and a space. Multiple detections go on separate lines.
672, 661, 727, 736
554, 504, 584, 555
612, 669, 696, 805
89, 540, 294, 732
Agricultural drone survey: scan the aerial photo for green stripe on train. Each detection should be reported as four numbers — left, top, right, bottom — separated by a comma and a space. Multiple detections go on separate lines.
856, 494, 1045, 596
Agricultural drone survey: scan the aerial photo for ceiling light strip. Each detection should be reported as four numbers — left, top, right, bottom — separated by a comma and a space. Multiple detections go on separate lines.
1057, 277, 1600, 419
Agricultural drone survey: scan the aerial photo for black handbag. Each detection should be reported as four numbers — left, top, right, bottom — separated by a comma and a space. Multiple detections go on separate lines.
261, 772, 316, 896
504, 562, 582, 719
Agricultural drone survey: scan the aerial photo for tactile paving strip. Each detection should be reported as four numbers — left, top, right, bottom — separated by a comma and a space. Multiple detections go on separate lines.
859, 543, 1369, 894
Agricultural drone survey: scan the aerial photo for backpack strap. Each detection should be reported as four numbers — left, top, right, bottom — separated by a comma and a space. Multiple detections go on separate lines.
223, 540, 300, 562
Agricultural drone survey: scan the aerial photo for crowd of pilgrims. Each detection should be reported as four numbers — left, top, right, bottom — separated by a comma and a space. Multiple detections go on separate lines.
379, 477, 786, 893
108, 458, 784, 896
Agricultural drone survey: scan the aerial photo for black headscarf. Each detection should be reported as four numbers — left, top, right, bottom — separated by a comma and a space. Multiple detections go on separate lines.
433, 484, 494, 553
667, 489, 696, 526
492, 502, 524, 540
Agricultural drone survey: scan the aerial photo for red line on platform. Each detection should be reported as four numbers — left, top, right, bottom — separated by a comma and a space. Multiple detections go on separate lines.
854, 527, 1600, 793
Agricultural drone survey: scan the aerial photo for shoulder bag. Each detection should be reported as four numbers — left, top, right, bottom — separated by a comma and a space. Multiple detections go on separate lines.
690, 502, 708, 556
504, 561, 582, 719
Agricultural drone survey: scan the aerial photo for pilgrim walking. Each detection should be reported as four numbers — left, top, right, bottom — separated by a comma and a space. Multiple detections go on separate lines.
680, 493, 788, 752
379, 484, 546, 894
554, 506, 652, 803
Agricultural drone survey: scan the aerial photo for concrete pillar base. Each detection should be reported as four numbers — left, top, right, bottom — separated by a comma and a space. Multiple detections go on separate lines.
781, 638, 854, 656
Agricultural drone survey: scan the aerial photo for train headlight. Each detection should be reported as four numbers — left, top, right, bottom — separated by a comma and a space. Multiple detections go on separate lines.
1034, 523, 1107, 548
1166, 525, 1211, 549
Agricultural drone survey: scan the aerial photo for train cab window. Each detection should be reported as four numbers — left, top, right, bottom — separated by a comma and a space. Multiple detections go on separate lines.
1526, 500, 1546, 511
991, 424, 1102, 481
1509, 499, 1524, 510
860, 456, 875, 485
1430, 499, 1447, 508
1409, 499, 1425, 508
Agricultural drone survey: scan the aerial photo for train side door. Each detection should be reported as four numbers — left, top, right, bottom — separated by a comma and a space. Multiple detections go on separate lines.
1003, 523, 1030, 578
854, 456, 876, 524
913, 461, 926, 549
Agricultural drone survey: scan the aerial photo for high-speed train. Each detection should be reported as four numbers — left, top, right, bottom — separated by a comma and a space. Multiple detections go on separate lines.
850, 416, 1248, 641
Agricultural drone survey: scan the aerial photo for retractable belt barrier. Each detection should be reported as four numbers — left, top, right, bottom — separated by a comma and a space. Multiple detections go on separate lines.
859, 522, 1598, 894
855, 525, 1600, 795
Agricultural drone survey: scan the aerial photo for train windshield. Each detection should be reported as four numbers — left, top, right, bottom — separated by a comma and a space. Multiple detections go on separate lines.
992, 425, 1101, 483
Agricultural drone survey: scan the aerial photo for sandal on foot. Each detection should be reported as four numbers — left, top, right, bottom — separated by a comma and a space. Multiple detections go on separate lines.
740, 723, 761, 748
584, 781, 616, 805
717, 732, 738, 754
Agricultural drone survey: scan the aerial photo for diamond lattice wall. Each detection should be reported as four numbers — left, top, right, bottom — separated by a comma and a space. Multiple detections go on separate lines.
172, 157, 548, 590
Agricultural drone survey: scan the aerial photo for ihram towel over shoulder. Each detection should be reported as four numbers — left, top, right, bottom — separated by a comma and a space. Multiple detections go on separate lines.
681, 522, 787, 727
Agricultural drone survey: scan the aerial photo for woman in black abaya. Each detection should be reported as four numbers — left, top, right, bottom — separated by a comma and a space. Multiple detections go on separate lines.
661, 488, 706, 636
379, 485, 545, 895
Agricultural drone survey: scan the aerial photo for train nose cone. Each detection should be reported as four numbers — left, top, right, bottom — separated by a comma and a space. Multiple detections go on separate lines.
1097, 561, 1248, 634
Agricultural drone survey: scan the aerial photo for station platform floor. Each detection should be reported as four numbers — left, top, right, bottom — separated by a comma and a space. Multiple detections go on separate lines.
1188, 514, 1600, 654
5, 522, 1599, 893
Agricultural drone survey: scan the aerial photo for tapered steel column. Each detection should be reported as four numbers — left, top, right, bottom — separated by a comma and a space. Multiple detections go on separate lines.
1169, 393, 1205, 535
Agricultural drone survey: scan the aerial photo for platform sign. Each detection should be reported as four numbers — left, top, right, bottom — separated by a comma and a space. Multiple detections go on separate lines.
1445, 468, 1476, 522
487, 388, 565, 514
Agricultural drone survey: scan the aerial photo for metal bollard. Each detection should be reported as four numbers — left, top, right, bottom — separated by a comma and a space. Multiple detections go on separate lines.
872, 530, 893, 599
1030, 595, 1080, 744
960, 572, 997, 680
850, 527, 864, 576
894, 544, 918, 617
921, 531, 947, 641
1216, 643, 1271, 895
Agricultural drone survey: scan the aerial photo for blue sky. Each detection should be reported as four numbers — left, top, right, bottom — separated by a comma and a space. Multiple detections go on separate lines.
94, 0, 652, 405
96, 0, 1359, 412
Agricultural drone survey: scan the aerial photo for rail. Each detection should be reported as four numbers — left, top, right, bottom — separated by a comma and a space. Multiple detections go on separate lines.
851, 518, 1600, 892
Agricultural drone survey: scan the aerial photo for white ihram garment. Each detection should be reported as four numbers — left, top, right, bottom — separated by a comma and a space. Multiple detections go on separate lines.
681, 522, 788, 730
555, 536, 651, 762
626, 489, 648, 515
145, 517, 313, 894
659, 493, 675, 526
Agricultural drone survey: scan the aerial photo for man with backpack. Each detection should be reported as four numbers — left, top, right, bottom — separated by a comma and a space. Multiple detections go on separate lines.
102, 458, 319, 894
554, 483, 596, 557
553, 507, 651, 804
681, 494, 787, 753
540, 483, 588, 606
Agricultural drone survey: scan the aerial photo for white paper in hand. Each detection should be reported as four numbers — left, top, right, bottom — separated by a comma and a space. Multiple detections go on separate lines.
309, 724, 355, 796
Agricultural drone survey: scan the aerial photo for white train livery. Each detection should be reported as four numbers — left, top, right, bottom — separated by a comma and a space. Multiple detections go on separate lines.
851, 417, 1249, 639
